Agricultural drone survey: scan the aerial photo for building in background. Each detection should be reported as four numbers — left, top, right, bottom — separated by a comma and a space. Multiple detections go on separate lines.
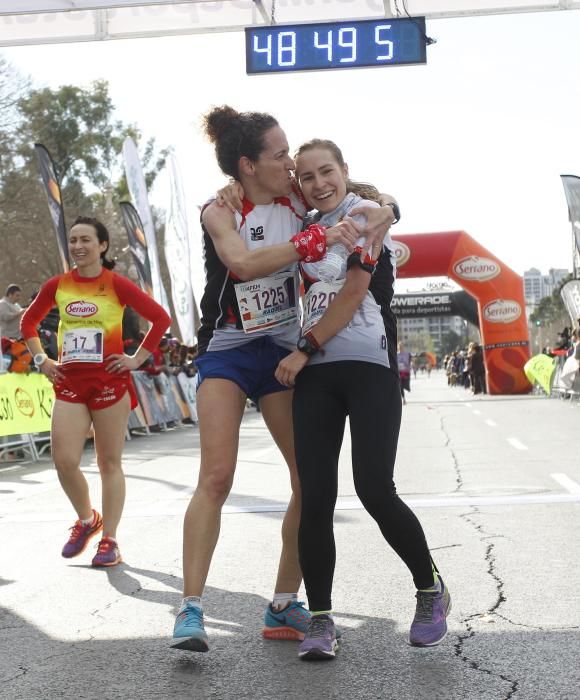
524, 267, 569, 306
398, 316, 469, 354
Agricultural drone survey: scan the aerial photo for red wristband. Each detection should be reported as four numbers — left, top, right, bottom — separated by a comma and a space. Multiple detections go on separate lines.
291, 224, 327, 263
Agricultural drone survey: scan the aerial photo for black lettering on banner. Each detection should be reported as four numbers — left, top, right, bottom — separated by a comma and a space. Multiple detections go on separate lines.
0, 396, 14, 421
37, 389, 53, 419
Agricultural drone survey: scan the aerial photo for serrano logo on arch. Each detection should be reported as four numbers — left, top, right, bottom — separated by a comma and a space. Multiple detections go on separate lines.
66, 301, 98, 317
453, 256, 500, 282
14, 388, 34, 417
392, 241, 410, 267
483, 299, 522, 324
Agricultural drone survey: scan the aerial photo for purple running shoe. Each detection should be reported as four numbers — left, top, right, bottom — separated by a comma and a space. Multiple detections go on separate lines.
409, 574, 452, 647
91, 537, 122, 567
298, 614, 338, 660
61, 510, 103, 558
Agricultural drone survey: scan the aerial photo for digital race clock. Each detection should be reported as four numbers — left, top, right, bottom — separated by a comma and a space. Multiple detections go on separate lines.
245, 17, 427, 75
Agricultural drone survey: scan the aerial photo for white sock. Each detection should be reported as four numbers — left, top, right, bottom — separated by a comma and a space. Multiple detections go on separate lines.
272, 593, 297, 611
182, 596, 202, 611
80, 513, 94, 526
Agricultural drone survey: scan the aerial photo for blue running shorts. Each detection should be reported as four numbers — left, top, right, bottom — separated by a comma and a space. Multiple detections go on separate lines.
195, 337, 292, 403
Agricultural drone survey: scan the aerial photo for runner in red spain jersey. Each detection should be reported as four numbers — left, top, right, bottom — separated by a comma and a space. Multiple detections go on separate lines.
21, 216, 170, 568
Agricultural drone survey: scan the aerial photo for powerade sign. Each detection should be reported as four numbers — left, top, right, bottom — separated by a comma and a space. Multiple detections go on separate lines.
391, 291, 479, 324
391, 293, 453, 317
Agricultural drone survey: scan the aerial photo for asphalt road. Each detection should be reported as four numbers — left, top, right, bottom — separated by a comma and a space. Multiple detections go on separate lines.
1, 371, 579, 700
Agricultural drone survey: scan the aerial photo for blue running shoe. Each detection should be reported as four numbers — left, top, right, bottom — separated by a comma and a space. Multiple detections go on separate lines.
263, 600, 311, 641
171, 602, 209, 652
298, 614, 338, 661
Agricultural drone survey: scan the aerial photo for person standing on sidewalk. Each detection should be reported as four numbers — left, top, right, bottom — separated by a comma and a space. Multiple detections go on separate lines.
21, 216, 170, 567
275, 139, 451, 660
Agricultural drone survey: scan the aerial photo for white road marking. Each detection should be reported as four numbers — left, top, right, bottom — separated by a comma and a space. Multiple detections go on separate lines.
507, 437, 528, 451
550, 473, 580, 494
485, 419, 497, 427
4, 492, 580, 523
464, 403, 472, 408
473, 409, 482, 415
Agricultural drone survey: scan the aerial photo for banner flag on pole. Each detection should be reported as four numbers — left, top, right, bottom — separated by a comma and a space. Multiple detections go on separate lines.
119, 202, 154, 298
524, 354, 556, 395
34, 143, 70, 272
560, 279, 580, 324
560, 174, 580, 265
165, 153, 197, 345
122, 137, 169, 311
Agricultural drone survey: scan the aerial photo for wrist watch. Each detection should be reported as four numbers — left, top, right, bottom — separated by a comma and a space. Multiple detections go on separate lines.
386, 202, 400, 224
297, 334, 319, 357
33, 353, 48, 368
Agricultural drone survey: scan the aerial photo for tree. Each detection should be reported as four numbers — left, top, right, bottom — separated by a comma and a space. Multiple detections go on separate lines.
0, 78, 167, 298
440, 330, 462, 356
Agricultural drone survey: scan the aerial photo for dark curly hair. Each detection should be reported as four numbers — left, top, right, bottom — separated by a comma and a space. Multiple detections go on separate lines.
71, 216, 115, 270
202, 105, 279, 180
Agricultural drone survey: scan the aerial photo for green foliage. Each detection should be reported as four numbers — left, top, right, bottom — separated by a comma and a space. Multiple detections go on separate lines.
440, 330, 462, 356
0, 66, 167, 293
529, 274, 572, 327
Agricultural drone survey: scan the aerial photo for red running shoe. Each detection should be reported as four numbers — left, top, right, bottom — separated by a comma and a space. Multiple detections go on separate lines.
91, 537, 122, 567
61, 510, 103, 558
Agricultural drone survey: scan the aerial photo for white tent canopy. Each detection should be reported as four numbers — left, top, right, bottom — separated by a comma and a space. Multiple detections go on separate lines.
0, 0, 578, 46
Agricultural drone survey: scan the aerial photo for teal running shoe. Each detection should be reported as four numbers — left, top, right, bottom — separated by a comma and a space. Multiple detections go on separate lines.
171, 602, 209, 652
263, 600, 311, 641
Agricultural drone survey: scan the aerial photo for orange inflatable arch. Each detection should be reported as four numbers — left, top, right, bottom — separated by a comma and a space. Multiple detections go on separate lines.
391, 231, 532, 395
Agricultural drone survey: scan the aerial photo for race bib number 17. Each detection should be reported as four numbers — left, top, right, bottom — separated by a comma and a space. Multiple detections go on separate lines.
61, 328, 104, 364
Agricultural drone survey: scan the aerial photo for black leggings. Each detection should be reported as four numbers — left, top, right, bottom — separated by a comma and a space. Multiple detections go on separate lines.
293, 361, 434, 612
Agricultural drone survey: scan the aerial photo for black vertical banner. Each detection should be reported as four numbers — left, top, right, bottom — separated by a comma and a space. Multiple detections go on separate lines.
119, 201, 154, 297
34, 143, 70, 272
561, 174, 580, 259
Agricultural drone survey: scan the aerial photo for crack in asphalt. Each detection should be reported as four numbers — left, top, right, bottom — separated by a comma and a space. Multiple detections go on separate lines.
455, 508, 520, 700
439, 415, 463, 492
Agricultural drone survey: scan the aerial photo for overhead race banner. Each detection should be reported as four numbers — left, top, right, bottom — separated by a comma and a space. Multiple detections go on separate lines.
0, 373, 54, 437
34, 143, 70, 272
392, 231, 531, 394
119, 201, 154, 297
122, 137, 169, 311
392, 290, 479, 325
560, 279, 580, 323
165, 154, 197, 345
561, 174, 580, 259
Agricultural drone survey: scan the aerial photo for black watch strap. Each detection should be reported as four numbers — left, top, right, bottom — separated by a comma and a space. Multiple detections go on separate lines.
387, 201, 400, 224
297, 333, 319, 357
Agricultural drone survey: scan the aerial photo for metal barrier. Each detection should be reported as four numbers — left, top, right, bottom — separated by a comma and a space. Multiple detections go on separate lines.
550, 354, 580, 404
0, 370, 198, 463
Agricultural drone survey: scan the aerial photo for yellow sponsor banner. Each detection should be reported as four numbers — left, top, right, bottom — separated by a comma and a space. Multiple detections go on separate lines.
524, 354, 556, 395
0, 373, 54, 437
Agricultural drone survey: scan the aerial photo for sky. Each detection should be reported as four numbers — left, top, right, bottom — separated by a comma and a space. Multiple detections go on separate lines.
2, 8, 580, 296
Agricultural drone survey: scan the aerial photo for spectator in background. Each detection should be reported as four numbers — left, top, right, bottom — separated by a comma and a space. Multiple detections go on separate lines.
0, 284, 25, 339
397, 341, 412, 405
122, 306, 142, 356
29, 290, 59, 360
469, 343, 487, 395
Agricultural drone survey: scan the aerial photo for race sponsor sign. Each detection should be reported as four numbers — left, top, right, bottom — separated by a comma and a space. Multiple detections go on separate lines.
0, 373, 54, 437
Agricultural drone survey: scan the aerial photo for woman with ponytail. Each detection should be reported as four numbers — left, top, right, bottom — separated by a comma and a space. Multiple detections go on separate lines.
21, 216, 170, 568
